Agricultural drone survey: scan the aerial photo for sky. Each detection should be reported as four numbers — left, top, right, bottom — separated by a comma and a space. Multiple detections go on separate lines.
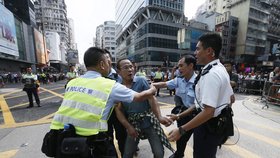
65, 0, 206, 64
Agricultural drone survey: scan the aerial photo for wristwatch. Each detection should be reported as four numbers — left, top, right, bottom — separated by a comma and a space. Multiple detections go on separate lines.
179, 127, 186, 136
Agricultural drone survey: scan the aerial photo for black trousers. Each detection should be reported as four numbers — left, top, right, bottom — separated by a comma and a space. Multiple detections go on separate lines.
26, 88, 40, 106
193, 123, 224, 158
153, 79, 162, 96
175, 114, 193, 157
107, 110, 127, 156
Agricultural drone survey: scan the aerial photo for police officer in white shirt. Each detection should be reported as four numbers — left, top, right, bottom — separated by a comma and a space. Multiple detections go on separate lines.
168, 33, 234, 158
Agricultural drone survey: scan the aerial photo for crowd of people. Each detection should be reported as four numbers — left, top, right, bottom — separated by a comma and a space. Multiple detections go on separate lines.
0, 71, 67, 87
41, 32, 234, 158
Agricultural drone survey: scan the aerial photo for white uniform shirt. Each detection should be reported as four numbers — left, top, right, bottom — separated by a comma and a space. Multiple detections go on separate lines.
195, 59, 233, 117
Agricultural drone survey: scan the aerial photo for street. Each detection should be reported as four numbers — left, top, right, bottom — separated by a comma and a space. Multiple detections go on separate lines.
0, 80, 280, 158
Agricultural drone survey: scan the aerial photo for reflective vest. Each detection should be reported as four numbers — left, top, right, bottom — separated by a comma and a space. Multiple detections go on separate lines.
23, 74, 37, 88
50, 77, 115, 136
66, 72, 77, 79
154, 72, 163, 79
136, 71, 146, 76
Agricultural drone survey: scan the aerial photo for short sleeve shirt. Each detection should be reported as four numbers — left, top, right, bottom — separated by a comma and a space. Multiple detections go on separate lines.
122, 76, 151, 128
195, 59, 234, 117
166, 73, 196, 108
81, 71, 137, 120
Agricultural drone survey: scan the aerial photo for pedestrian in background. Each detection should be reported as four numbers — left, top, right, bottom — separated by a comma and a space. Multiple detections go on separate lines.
223, 60, 239, 90
168, 33, 234, 158
153, 67, 164, 96
65, 65, 78, 88
22, 67, 40, 108
153, 55, 197, 158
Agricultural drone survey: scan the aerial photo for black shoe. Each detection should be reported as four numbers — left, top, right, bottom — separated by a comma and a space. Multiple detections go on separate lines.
26, 106, 33, 108
37, 104, 41, 107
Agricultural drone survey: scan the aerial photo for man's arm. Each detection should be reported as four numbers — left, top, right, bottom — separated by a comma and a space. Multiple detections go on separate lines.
148, 96, 173, 126
115, 103, 138, 138
133, 84, 156, 102
152, 82, 168, 89
167, 105, 196, 121
168, 105, 214, 141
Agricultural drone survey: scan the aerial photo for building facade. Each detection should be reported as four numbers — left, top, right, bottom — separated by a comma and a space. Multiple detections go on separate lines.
115, 0, 185, 70
0, 1, 40, 72
103, 21, 117, 63
201, 0, 278, 67
215, 11, 239, 61
34, 0, 69, 48
95, 21, 117, 64
68, 18, 76, 50
95, 25, 103, 48
178, 20, 209, 54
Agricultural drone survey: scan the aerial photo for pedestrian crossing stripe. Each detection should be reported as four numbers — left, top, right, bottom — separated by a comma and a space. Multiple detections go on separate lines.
0, 95, 15, 125
0, 149, 18, 158
235, 118, 280, 134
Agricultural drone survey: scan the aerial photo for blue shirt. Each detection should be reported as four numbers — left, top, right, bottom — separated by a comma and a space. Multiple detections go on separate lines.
166, 73, 196, 107
122, 76, 151, 128
81, 71, 136, 120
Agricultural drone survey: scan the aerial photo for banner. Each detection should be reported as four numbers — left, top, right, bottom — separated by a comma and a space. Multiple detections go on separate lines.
0, 4, 19, 56
34, 29, 46, 64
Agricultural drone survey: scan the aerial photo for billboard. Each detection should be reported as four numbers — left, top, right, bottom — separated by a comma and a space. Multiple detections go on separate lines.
45, 31, 61, 61
67, 49, 79, 64
0, 4, 19, 56
33, 29, 46, 64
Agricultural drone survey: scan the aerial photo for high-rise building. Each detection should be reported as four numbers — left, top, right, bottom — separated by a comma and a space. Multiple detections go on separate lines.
1, 1, 41, 71
178, 20, 210, 53
95, 25, 103, 48
215, 11, 239, 61
264, 0, 280, 66
103, 21, 116, 63
34, 0, 69, 48
226, 0, 269, 65
201, 0, 273, 66
68, 18, 76, 50
4, 0, 36, 27
95, 21, 117, 64
115, 0, 185, 69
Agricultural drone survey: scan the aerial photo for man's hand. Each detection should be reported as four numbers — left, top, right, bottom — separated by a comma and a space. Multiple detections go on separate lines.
168, 128, 181, 142
230, 94, 235, 107
150, 84, 157, 94
166, 114, 179, 121
158, 116, 173, 127
127, 126, 138, 138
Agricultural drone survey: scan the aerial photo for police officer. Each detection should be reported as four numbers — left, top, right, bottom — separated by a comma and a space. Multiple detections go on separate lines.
153, 67, 163, 96
49, 47, 156, 158
65, 65, 78, 88
22, 67, 40, 108
168, 33, 234, 158
104, 49, 127, 157
153, 55, 197, 158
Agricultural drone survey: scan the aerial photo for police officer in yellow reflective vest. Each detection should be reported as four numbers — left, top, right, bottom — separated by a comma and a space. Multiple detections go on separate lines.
153, 67, 163, 96
45, 47, 156, 158
22, 67, 40, 108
